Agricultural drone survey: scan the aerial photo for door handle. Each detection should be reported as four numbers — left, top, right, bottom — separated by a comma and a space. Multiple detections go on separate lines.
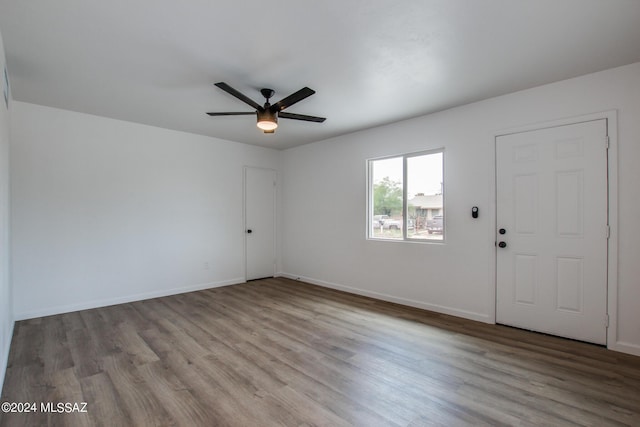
498, 241, 507, 248
246, 229, 252, 234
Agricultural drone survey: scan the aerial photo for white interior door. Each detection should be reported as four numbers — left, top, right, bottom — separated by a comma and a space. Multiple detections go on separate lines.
245, 167, 276, 281
496, 119, 608, 345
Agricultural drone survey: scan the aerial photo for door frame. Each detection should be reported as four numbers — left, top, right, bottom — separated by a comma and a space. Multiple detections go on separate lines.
243, 166, 277, 281
488, 110, 618, 350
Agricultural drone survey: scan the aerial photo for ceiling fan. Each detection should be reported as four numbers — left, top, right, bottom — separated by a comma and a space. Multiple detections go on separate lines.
206, 82, 326, 134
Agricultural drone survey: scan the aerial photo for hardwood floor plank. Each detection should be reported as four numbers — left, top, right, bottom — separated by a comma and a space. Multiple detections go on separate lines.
44, 367, 92, 427
111, 322, 160, 367
42, 316, 75, 377
100, 353, 174, 426
7, 322, 44, 369
60, 311, 86, 334
187, 350, 300, 426
136, 360, 216, 426
159, 350, 256, 427
2, 277, 640, 426
264, 384, 353, 427
66, 327, 103, 379
79, 372, 133, 427
0, 366, 49, 427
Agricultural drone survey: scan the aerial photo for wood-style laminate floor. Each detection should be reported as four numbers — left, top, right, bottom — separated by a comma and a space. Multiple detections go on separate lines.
1, 277, 639, 426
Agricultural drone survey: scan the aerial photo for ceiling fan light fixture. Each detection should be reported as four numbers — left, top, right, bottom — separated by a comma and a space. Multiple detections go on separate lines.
257, 110, 278, 131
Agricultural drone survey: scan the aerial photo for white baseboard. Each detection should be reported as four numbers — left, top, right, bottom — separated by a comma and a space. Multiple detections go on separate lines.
0, 318, 15, 393
610, 341, 640, 357
13, 277, 245, 321
278, 273, 492, 324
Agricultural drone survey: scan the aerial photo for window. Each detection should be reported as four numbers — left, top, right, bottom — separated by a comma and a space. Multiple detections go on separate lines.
368, 149, 444, 241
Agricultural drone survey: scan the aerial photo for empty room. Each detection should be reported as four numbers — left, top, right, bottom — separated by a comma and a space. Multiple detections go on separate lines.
1, 1, 640, 426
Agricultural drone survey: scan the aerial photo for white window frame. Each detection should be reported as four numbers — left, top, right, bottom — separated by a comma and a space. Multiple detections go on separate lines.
367, 148, 445, 243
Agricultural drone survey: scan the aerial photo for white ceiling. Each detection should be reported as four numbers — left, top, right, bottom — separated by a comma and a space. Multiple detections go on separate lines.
1, 1, 640, 150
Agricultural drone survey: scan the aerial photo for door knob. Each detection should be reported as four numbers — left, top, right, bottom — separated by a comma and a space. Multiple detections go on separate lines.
246, 229, 252, 234
498, 241, 507, 248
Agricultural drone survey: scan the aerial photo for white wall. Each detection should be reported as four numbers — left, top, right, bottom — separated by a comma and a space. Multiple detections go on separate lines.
281, 62, 640, 356
10, 102, 280, 319
0, 29, 12, 392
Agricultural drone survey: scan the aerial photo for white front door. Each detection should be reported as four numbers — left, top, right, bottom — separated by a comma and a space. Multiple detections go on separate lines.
496, 119, 608, 345
244, 167, 276, 281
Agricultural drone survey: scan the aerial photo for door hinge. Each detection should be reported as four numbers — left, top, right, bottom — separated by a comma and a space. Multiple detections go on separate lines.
605, 136, 610, 149
606, 225, 611, 239
605, 314, 610, 328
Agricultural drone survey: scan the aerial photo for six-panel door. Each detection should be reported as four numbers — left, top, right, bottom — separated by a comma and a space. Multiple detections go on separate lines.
496, 120, 608, 345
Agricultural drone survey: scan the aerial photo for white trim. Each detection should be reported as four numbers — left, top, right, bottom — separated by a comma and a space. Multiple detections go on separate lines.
609, 341, 640, 357
491, 110, 619, 351
487, 127, 498, 324
605, 111, 619, 351
278, 272, 491, 323
13, 278, 245, 321
365, 159, 373, 239
493, 111, 617, 138
403, 155, 408, 240
0, 319, 15, 392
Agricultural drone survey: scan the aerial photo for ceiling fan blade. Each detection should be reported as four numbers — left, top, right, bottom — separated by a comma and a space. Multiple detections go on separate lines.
271, 87, 315, 112
214, 82, 263, 111
206, 112, 255, 116
278, 111, 326, 123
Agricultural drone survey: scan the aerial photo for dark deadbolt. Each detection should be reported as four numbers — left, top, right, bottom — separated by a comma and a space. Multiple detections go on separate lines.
498, 241, 507, 248
499, 228, 506, 235
246, 229, 253, 234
